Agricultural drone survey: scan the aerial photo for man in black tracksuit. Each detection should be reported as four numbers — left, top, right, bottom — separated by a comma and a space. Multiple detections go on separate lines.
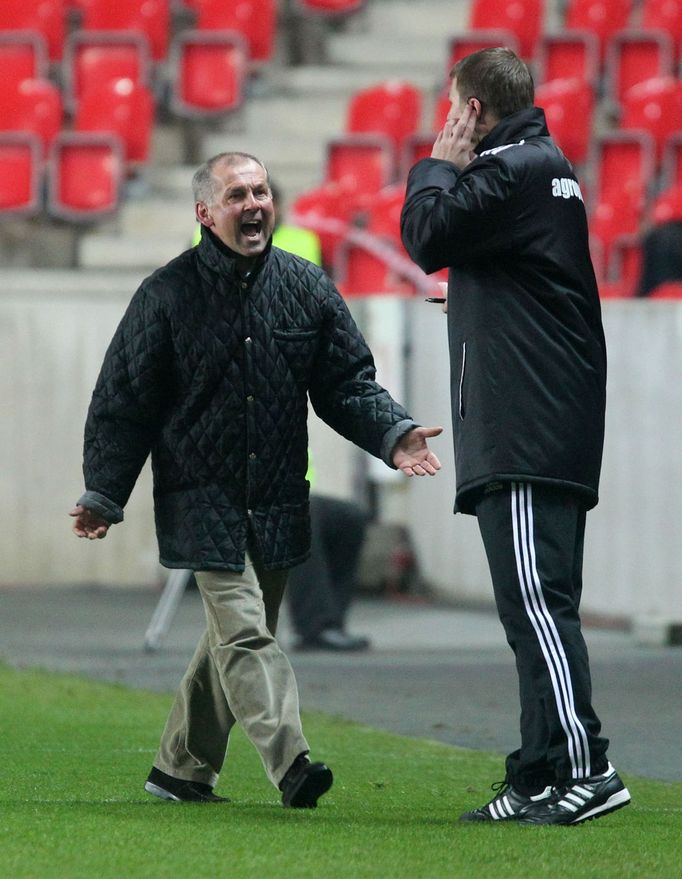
70, 151, 442, 810
401, 48, 631, 825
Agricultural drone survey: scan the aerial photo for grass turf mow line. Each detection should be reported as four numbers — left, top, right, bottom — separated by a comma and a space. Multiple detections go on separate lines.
0, 663, 680, 879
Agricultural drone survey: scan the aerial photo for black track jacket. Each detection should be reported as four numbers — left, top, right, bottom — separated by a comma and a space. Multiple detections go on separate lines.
79, 229, 415, 569
401, 107, 607, 513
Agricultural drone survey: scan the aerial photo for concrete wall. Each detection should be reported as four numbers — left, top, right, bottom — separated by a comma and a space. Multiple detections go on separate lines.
2, 272, 681, 633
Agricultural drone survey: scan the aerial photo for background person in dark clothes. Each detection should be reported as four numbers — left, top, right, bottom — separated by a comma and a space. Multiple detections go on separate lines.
287, 492, 370, 652
401, 48, 630, 827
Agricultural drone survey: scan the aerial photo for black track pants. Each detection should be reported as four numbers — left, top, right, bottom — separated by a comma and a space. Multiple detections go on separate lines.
476, 482, 610, 789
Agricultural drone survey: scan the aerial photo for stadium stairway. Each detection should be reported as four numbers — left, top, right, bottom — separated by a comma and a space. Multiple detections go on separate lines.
77, 0, 469, 270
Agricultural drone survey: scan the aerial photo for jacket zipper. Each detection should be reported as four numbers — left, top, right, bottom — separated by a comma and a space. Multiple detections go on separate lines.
458, 341, 466, 421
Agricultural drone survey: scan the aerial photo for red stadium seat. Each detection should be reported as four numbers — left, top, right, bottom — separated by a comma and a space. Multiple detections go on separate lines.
651, 184, 682, 224
79, 0, 170, 61
346, 81, 422, 154
0, 131, 42, 216
289, 180, 357, 268
535, 30, 599, 85
48, 131, 124, 221
620, 77, 682, 164
605, 30, 674, 107
590, 190, 642, 267
648, 282, 682, 298
565, 0, 632, 63
294, 0, 366, 13
170, 30, 247, 118
642, 0, 682, 59
447, 29, 520, 72
535, 77, 594, 165
194, 0, 276, 65
63, 31, 151, 112
325, 134, 396, 212
0, 31, 48, 90
401, 135, 436, 177
0, 79, 63, 156
0, 0, 66, 61
74, 78, 154, 166
591, 130, 655, 208
470, 0, 544, 59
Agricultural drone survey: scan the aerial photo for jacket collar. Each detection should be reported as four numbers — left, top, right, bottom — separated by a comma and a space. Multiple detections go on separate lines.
475, 107, 549, 155
196, 226, 273, 279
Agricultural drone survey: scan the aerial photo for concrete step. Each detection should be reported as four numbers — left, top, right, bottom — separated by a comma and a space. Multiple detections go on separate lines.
117, 198, 193, 238
364, 0, 470, 38
79, 233, 191, 270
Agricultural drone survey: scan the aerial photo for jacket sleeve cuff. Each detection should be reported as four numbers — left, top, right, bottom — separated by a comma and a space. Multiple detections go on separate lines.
381, 419, 419, 469
76, 491, 124, 524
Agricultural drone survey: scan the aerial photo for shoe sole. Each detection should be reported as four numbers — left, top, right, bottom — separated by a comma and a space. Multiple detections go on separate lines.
144, 781, 182, 802
569, 788, 632, 824
520, 787, 631, 826
144, 781, 228, 803
284, 766, 333, 808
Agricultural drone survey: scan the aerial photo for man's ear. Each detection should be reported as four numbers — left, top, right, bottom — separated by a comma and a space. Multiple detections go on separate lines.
467, 96, 482, 119
196, 201, 213, 227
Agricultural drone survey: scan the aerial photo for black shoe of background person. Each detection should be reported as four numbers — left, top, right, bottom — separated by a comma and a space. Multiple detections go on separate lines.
518, 763, 631, 825
295, 628, 371, 652
280, 753, 333, 808
459, 781, 553, 822
144, 766, 229, 803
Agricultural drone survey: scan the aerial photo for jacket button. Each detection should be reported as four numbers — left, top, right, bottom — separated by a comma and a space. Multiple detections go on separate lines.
249, 452, 257, 460
245, 336, 252, 344
246, 395, 254, 402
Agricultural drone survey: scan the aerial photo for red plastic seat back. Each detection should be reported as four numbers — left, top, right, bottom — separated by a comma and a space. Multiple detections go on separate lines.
0, 31, 48, 90
171, 31, 248, 116
535, 77, 594, 164
0, 0, 66, 61
620, 77, 682, 163
289, 180, 356, 267
470, 0, 544, 59
346, 82, 422, 153
326, 135, 395, 201
74, 78, 154, 164
65, 31, 150, 110
0, 132, 41, 214
592, 131, 655, 207
536, 30, 599, 85
642, 0, 682, 48
606, 30, 674, 106
195, 0, 276, 63
565, 0, 632, 61
0, 79, 63, 155
48, 132, 123, 220
80, 0, 170, 61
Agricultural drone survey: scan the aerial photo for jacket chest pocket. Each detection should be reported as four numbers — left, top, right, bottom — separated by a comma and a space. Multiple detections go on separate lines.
272, 328, 319, 383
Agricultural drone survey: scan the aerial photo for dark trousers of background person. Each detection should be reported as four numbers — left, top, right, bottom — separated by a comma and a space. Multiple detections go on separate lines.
475, 481, 610, 793
286, 495, 368, 646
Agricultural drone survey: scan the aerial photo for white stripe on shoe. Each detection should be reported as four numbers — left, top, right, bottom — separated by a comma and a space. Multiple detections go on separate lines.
511, 483, 591, 780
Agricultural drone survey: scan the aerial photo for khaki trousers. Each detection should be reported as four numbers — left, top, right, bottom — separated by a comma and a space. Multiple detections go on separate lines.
153, 549, 309, 789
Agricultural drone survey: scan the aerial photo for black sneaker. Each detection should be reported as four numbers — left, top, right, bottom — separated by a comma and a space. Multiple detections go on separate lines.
280, 754, 333, 808
519, 763, 631, 826
459, 781, 553, 822
144, 767, 229, 803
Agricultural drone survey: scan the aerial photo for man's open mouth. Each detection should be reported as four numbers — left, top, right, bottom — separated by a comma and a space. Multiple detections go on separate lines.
241, 220, 262, 239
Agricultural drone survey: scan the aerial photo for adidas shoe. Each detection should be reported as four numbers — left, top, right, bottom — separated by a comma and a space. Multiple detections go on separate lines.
519, 763, 631, 826
144, 767, 229, 803
459, 781, 553, 822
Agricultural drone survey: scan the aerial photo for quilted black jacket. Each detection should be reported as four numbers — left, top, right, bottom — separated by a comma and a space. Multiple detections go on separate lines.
401, 108, 607, 513
79, 229, 415, 570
